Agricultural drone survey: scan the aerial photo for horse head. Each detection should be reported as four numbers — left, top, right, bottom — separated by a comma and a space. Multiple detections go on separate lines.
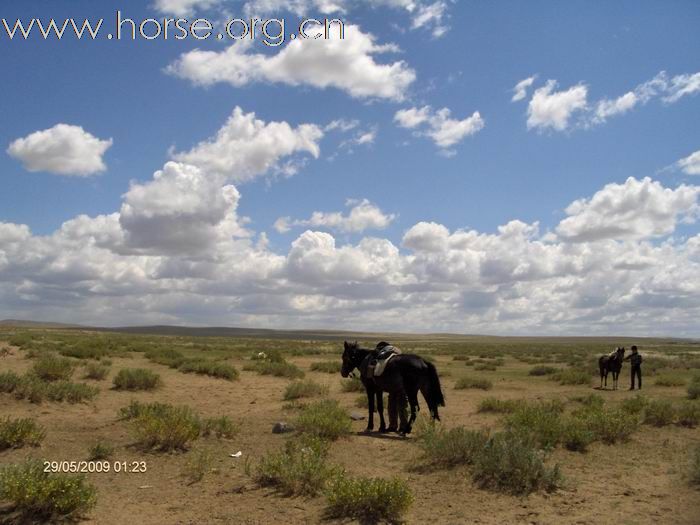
341, 340, 361, 377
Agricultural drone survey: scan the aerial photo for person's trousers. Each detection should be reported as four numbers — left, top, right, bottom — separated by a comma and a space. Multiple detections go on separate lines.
630, 365, 642, 389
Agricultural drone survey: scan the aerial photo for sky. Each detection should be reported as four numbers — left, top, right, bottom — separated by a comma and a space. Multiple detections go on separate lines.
0, 0, 699, 335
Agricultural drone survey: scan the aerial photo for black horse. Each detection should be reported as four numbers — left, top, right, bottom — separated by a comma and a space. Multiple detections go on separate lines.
599, 347, 625, 390
341, 341, 445, 436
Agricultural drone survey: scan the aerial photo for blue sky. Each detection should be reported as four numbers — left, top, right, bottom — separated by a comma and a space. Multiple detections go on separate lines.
1, 0, 699, 335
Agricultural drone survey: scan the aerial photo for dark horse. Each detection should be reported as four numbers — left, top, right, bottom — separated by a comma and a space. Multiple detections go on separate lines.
599, 347, 625, 390
341, 341, 445, 435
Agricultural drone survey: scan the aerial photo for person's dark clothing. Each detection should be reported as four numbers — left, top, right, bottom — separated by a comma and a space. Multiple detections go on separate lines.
624, 351, 643, 389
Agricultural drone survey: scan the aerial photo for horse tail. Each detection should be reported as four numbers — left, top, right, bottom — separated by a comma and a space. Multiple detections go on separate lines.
424, 360, 445, 415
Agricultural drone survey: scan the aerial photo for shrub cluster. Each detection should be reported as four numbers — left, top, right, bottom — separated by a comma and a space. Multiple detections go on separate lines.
454, 377, 493, 391
688, 375, 700, 400
477, 397, 525, 414
283, 379, 329, 400
529, 365, 559, 376
0, 417, 46, 449
340, 377, 364, 392
0, 372, 98, 404
325, 474, 413, 524
32, 354, 75, 382
0, 460, 97, 520
113, 368, 161, 391
296, 400, 351, 441
310, 361, 340, 374
83, 362, 110, 380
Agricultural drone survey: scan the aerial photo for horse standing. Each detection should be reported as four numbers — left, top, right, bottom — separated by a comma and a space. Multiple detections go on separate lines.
340, 341, 445, 436
599, 347, 626, 390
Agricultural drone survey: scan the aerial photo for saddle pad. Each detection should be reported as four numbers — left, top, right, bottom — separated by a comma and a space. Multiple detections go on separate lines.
373, 352, 397, 377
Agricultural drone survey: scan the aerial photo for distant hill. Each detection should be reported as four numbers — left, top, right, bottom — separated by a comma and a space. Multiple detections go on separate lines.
0, 319, 84, 329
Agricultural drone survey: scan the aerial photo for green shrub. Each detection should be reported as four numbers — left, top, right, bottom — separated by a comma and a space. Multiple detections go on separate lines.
296, 400, 351, 441
32, 354, 75, 381
202, 416, 237, 439
415, 422, 489, 468
0, 460, 96, 520
477, 397, 524, 413
113, 368, 161, 391
471, 431, 562, 496
88, 441, 114, 460
178, 359, 239, 380
454, 377, 492, 390
243, 360, 304, 379
0, 417, 45, 449
643, 399, 676, 427
550, 368, 590, 385
621, 394, 649, 415
310, 361, 340, 374
571, 393, 605, 408
688, 375, 700, 400
504, 401, 565, 449
255, 436, 339, 496
573, 405, 638, 444
118, 400, 173, 420
46, 381, 99, 403
529, 365, 558, 376
677, 402, 700, 428
284, 379, 329, 400
12, 375, 48, 403
340, 377, 364, 392
130, 404, 201, 451
0, 371, 21, 393
474, 363, 497, 371
325, 474, 413, 524
60, 345, 108, 360
561, 419, 595, 452
83, 362, 110, 380
145, 348, 186, 368
7, 333, 34, 348
654, 374, 686, 387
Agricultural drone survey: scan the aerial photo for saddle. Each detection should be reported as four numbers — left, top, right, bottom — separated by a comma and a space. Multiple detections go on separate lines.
368, 342, 401, 377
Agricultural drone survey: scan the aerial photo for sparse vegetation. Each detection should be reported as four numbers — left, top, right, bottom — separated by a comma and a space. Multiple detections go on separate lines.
654, 374, 686, 387
340, 376, 364, 392
690, 444, 700, 487
454, 376, 493, 390
113, 368, 161, 391
325, 474, 413, 525
32, 354, 75, 381
471, 431, 562, 496
688, 375, 700, 400
643, 399, 676, 427
296, 400, 351, 440
255, 435, 340, 496
243, 359, 304, 379
310, 361, 340, 374
202, 416, 237, 439
477, 397, 524, 413
415, 422, 489, 467
182, 449, 215, 484
0, 460, 97, 520
529, 365, 558, 376
676, 402, 700, 428
88, 441, 114, 460
83, 362, 110, 380
178, 359, 239, 380
130, 403, 202, 451
284, 379, 329, 400
0, 417, 45, 449
550, 368, 590, 385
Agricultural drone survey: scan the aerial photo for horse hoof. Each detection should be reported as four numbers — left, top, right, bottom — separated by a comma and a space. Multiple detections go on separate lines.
378, 426, 387, 433
362, 427, 373, 434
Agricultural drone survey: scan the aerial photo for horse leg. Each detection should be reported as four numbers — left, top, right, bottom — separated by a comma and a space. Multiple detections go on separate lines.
365, 388, 375, 433
397, 392, 409, 436
377, 392, 387, 433
406, 389, 419, 434
386, 394, 398, 432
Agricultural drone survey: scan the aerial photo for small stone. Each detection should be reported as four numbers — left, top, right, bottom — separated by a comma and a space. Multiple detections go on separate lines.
272, 421, 294, 434
350, 412, 366, 421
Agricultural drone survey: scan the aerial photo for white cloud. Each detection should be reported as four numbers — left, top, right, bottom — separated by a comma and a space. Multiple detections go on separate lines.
517, 70, 700, 130
527, 80, 588, 131
152, 0, 219, 16
167, 24, 416, 101
677, 150, 700, 176
171, 107, 323, 183
411, 1, 449, 38
2, 118, 699, 335
7, 124, 112, 177
556, 177, 700, 242
275, 199, 395, 234
511, 76, 536, 102
394, 106, 484, 149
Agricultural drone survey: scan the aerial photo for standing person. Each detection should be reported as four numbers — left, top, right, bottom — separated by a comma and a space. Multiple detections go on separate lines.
624, 345, 643, 390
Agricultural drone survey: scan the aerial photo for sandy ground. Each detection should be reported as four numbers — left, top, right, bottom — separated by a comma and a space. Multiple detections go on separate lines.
1, 344, 699, 525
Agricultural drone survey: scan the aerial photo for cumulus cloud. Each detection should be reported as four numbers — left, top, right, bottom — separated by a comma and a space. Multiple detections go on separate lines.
167, 24, 415, 101
171, 107, 323, 183
394, 105, 484, 150
556, 177, 700, 242
275, 199, 395, 234
677, 150, 700, 176
526, 80, 588, 131
511, 76, 536, 102
516, 70, 700, 130
7, 124, 112, 177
